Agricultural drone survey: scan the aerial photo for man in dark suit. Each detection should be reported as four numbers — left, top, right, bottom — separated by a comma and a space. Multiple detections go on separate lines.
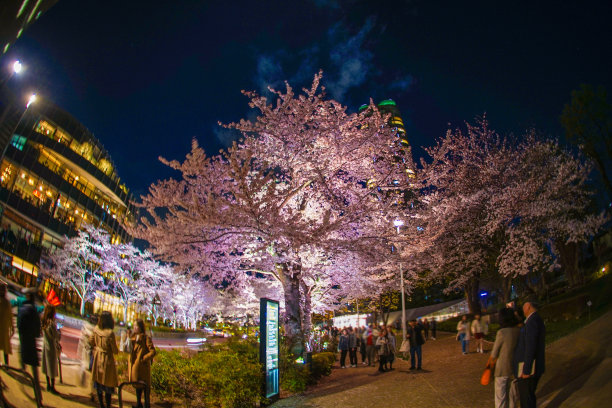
514, 300, 546, 408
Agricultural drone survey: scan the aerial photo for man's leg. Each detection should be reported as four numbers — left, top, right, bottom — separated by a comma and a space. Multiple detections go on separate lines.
409, 346, 416, 369
517, 376, 539, 408
416, 345, 422, 369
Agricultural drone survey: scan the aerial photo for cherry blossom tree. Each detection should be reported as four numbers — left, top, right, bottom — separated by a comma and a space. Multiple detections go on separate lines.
416, 117, 607, 310
42, 224, 110, 315
104, 243, 168, 324
136, 72, 412, 354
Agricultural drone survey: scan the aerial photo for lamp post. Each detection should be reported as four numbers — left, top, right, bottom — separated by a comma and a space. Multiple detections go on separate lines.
1, 93, 37, 160
393, 219, 406, 343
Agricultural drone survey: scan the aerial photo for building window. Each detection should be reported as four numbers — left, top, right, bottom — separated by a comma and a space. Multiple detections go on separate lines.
10, 135, 27, 151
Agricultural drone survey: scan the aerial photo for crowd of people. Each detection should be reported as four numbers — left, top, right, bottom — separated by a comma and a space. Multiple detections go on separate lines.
0, 282, 156, 408
327, 302, 545, 408
331, 317, 437, 374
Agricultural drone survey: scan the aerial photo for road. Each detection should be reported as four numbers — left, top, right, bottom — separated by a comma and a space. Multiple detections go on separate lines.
6, 291, 211, 364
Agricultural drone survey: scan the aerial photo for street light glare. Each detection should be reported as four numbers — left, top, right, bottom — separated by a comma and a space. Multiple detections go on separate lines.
13, 60, 22, 74
26, 94, 37, 108
393, 219, 404, 227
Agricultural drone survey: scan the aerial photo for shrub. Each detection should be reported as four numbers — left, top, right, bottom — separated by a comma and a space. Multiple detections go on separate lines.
150, 339, 263, 407
310, 352, 335, 381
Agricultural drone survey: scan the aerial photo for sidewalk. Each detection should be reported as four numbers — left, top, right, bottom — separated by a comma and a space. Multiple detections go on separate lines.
273, 332, 493, 408
1, 346, 140, 408
273, 310, 612, 408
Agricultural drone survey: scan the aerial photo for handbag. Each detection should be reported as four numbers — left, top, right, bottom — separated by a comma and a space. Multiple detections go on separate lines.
480, 357, 495, 386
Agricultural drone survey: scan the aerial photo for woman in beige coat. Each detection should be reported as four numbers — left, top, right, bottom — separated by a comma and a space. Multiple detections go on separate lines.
0, 283, 13, 365
128, 319, 156, 408
90, 311, 119, 408
41, 305, 61, 394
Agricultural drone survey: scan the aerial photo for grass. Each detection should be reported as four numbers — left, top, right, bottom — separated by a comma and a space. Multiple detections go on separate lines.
434, 273, 612, 345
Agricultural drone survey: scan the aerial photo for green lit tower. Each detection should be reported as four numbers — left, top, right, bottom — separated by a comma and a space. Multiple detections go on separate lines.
359, 99, 415, 187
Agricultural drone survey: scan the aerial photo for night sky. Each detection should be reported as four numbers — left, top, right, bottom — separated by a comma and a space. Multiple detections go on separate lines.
5, 0, 612, 198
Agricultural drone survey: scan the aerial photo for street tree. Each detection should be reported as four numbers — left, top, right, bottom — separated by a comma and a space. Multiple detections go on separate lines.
42, 224, 110, 315
136, 72, 412, 354
561, 84, 612, 199
417, 118, 606, 310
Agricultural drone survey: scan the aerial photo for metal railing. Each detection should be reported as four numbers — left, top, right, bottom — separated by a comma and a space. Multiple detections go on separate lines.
0, 365, 43, 408
118, 380, 150, 408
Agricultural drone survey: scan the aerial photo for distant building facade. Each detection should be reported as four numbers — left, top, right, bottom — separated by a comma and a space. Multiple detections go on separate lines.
0, 94, 135, 309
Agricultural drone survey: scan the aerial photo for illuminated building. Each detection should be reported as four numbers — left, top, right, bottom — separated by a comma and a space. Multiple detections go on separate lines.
0, 0, 59, 55
360, 99, 410, 151
359, 99, 416, 201
0, 96, 135, 295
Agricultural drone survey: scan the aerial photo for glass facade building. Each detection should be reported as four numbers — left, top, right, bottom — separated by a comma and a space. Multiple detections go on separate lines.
0, 97, 135, 297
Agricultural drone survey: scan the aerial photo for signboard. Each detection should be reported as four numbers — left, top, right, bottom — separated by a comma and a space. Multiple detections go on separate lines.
260, 298, 279, 400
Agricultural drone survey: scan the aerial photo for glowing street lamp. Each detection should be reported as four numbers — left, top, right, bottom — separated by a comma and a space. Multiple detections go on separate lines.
12, 60, 22, 74
26, 93, 36, 108
1, 92, 38, 160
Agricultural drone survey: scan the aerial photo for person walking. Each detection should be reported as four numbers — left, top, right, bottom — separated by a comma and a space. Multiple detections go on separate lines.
431, 318, 437, 340
387, 327, 397, 370
357, 328, 366, 364
348, 327, 357, 367
407, 319, 425, 370
338, 328, 349, 368
364, 325, 376, 366
128, 319, 156, 408
423, 318, 430, 340
375, 328, 390, 372
472, 314, 485, 353
456, 315, 471, 355
17, 287, 42, 404
41, 305, 61, 395
514, 301, 546, 408
90, 311, 119, 408
0, 283, 14, 365
491, 308, 520, 408
77, 316, 97, 401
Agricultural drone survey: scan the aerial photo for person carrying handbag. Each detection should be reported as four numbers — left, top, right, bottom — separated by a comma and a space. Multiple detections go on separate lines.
129, 319, 156, 408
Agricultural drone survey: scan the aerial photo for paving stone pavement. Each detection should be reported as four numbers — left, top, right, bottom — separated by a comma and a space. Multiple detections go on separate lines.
273, 332, 494, 408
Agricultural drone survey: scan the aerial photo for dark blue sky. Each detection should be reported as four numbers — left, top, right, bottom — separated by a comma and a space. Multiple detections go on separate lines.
5, 0, 612, 198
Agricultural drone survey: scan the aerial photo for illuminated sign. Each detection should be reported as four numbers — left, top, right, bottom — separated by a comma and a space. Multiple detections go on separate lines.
260, 298, 279, 400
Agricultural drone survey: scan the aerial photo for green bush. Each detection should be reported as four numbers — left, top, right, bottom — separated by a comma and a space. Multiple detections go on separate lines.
310, 352, 335, 380
150, 339, 263, 407
278, 340, 309, 393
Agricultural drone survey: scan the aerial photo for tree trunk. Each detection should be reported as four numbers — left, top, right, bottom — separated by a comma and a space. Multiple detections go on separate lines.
80, 297, 86, 316
278, 262, 304, 356
501, 276, 513, 304
300, 281, 313, 352
556, 240, 581, 287
465, 277, 481, 315
123, 303, 129, 325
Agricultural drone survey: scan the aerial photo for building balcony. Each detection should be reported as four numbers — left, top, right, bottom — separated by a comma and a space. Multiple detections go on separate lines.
4, 145, 132, 240
17, 128, 132, 206
0, 186, 77, 240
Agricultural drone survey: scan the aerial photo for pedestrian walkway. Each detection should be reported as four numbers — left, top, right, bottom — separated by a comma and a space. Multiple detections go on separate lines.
274, 332, 493, 408
274, 309, 612, 408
